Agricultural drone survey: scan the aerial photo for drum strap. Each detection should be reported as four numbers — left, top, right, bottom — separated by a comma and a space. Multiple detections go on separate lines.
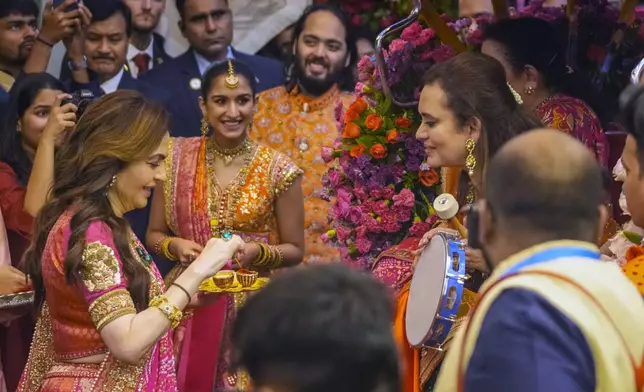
456, 270, 644, 392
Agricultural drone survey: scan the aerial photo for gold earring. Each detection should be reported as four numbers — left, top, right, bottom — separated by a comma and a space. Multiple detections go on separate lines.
201, 118, 209, 137
465, 138, 476, 177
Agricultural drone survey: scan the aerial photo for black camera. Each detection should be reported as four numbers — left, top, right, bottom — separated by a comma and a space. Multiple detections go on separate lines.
62, 89, 97, 116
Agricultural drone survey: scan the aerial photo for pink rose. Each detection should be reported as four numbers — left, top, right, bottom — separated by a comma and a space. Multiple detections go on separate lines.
348, 207, 363, 225
354, 187, 369, 201
333, 200, 351, 220
393, 188, 415, 209
329, 170, 343, 189
355, 82, 367, 95
321, 146, 335, 164
336, 226, 351, 243
321, 233, 330, 243
336, 186, 353, 202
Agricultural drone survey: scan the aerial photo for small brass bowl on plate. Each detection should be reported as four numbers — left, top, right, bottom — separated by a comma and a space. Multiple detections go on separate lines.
237, 270, 258, 287
213, 271, 235, 289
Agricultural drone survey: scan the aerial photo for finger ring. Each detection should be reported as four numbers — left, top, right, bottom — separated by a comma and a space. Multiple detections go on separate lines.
187, 252, 196, 260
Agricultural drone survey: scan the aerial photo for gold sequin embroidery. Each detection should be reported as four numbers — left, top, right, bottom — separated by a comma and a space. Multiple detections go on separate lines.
89, 289, 136, 331
80, 242, 122, 292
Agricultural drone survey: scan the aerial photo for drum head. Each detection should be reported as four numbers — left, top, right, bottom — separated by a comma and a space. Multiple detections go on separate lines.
405, 234, 449, 347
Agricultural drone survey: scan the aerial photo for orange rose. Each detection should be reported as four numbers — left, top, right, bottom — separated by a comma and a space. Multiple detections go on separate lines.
626, 245, 644, 262
370, 143, 387, 159
344, 109, 360, 124
350, 144, 366, 158
419, 169, 439, 187
386, 129, 399, 143
342, 122, 361, 139
395, 117, 412, 129
365, 114, 383, 131
349, 97, 368, 114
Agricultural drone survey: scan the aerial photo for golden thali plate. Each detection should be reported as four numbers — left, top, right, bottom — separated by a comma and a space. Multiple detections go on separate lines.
199, 273, 269, 294
0, 291, 34, 309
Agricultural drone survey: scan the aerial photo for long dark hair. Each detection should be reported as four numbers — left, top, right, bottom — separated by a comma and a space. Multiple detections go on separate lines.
482, 17, 612, 125
0, 73, 66, 186
23, 91, 169, 310
287, 3, 357, 93
422, 52, 543, 206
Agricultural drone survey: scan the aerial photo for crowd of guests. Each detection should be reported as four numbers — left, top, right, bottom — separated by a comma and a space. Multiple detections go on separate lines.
0, 0, 642, 391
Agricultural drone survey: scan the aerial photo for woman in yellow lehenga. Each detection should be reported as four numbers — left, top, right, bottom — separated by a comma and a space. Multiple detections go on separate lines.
371, 52, 542, 392
146, 59, 305, 391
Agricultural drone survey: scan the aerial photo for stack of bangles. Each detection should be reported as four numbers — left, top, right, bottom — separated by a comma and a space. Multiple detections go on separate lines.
155, 236, 178, 261
252, 242, 283, 269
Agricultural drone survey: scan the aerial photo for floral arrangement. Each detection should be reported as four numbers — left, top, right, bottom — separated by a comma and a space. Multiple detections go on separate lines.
320, 21, 461, 269
313, 0, 459, 32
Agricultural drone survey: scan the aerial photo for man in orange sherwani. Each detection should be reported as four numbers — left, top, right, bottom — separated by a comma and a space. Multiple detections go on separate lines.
251, 4, 356, 263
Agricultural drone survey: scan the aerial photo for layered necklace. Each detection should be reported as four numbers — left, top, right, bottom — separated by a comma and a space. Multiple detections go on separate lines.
206, 137, 256, 240
211, 136, 252, 166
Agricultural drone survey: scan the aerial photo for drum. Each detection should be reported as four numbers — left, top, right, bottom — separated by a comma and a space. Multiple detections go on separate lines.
405, 232, 467, 349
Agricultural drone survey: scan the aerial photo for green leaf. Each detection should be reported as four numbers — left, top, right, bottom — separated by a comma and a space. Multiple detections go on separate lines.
624, 231, 643, 245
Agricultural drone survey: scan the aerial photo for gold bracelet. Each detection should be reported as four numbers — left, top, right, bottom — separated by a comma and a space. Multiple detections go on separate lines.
159, 237, 178, 261
252, 242, 271, 267
270, 245, 284, 268
149, 295, 183, 329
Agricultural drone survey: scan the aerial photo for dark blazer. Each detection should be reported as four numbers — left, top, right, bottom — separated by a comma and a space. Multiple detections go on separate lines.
66, 71, 172, 245
141, 48, 285, 138
59, 32, 172, 81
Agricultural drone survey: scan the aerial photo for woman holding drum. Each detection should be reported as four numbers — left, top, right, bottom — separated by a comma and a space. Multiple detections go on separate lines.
371, 52, 542, 392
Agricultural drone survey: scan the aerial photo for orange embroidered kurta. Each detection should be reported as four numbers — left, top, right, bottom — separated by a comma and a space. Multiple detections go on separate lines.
251, 85, 355, 263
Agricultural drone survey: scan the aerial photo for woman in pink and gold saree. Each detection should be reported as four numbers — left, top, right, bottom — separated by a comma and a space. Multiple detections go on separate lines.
146, 60, 305, 391
18, 91, 244, 392
370, 53, 542, 392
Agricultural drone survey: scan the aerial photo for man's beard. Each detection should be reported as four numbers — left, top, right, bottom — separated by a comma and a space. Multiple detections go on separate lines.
294, 57, 344, 97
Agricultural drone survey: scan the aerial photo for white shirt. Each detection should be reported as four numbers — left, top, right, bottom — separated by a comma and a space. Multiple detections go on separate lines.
194, 46, 235, 76
127, 36, 155, 79
100, 68, 125, 94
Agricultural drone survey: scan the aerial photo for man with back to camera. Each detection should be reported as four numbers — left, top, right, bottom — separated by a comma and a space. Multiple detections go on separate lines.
434, 129, 644, 392
251, 3, 357, 264
141, 0, 285, 137
63, 0, 171, 243
232, 263, 401, 392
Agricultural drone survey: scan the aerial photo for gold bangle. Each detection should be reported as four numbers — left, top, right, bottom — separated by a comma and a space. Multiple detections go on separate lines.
271, 245, 284, 268
160, 237, 178, 261
149, 295, 183, 329
252, 242, 270, 267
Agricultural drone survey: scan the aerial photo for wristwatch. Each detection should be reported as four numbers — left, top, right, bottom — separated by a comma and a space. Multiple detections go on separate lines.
67, 55, 88, 71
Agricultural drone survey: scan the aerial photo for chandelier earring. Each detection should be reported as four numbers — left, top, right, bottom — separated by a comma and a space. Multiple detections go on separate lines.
465, 138, 476, 177
201, 118, 209, 137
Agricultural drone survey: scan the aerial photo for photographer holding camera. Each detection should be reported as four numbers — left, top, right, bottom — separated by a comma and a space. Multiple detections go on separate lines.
0, 71, 83, 392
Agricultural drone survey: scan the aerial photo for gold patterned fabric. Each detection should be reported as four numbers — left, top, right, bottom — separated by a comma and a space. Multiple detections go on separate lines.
89, 289, 136, 331
251, 85, 355, 263
18, 210, 178, 391
80, 242, 123, 292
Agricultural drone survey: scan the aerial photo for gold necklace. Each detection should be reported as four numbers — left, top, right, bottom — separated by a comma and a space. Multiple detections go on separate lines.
210, 137, 252, 166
